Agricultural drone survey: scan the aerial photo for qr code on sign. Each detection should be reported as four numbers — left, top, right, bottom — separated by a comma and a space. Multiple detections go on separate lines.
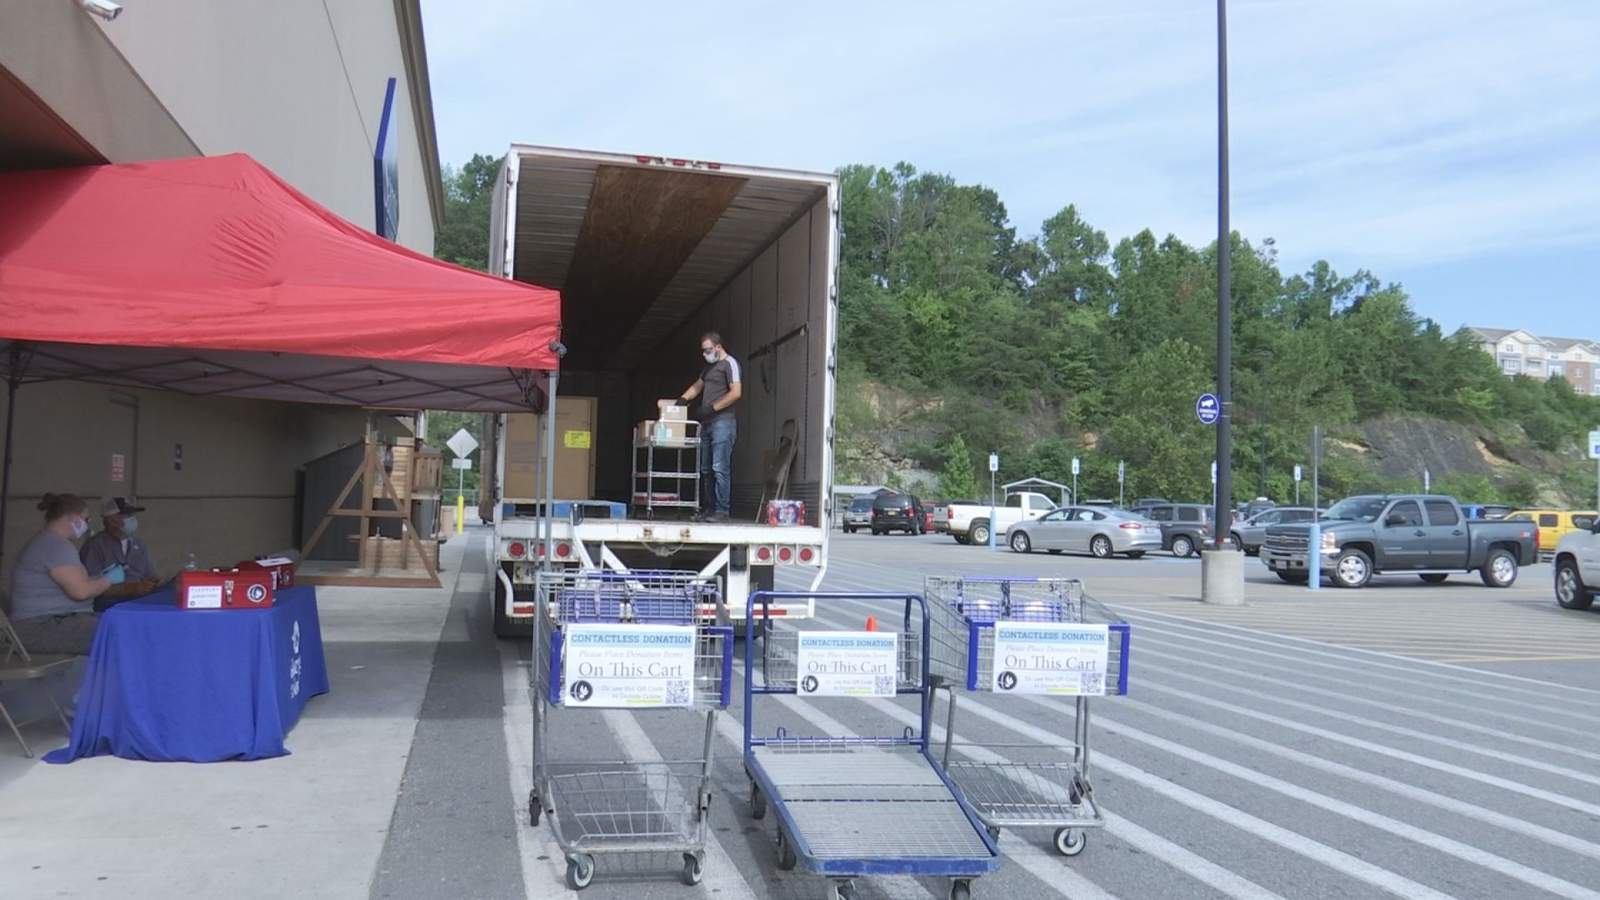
1080, 672, 1105, 695
874, 675, 895, 695
664, 680, 692, 705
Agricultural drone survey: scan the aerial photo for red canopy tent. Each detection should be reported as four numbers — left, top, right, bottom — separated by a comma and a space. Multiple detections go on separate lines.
0, 153, 565, 568
0, 152, 561, 408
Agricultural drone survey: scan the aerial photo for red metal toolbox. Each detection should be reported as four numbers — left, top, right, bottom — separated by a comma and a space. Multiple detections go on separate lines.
178, 569, 275, 610
237, 556, 296, 589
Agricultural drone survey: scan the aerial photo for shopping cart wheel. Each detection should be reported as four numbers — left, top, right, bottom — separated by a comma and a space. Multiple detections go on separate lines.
776, 830, 797, 871
949, 879, 973, 900
565, 853, 596, 890
749, 782, 767, 820
527, 790, 540, 827
1054, 827, 1087, 856
681, 852, 704, 886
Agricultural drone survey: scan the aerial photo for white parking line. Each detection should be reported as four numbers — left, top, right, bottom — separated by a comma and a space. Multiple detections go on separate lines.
1127, 628, 1599, 753
1130, 650, 1600, 789
1105, 693, 1600, 862
1061, 700, 1600, 899
1113, 606, 1600, 702
498, 640, 572, 897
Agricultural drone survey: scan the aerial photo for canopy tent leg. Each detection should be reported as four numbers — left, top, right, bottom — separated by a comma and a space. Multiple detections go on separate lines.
542, 369, 560, 566
0, 345, 26, 582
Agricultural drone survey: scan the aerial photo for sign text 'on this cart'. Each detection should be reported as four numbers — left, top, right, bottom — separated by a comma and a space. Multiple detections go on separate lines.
796, 631, 898, 697
562, 623, 696, 708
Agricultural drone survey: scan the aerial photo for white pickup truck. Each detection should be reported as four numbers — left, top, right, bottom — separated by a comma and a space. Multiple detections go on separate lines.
941, 491, 1058, 545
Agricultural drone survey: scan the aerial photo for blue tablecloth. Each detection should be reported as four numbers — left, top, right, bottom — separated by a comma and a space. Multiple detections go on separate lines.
45, 586, 330, 763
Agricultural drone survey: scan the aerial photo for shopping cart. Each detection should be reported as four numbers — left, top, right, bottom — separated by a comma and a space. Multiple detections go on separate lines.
530, 569, 733, 890
924, 576, 1130, 858
743, 591, 1000, 900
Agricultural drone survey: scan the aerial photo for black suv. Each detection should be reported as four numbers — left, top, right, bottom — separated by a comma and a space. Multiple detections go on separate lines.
871, 493, 925, 535
1143, 503, 1215, 557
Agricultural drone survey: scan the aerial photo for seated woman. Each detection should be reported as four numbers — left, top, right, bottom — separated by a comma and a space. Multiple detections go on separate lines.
8, 493, 124, 655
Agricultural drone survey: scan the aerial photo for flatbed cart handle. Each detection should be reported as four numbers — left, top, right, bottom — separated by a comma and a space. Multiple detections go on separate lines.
743, 591, 932, 757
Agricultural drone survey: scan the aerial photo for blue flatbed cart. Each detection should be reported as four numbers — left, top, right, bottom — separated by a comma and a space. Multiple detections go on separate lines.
924, 576, 1130, 858
743, 591, 1000, 900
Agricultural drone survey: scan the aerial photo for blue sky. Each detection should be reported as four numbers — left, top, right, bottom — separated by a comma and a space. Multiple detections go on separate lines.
421, 0, 1599, 338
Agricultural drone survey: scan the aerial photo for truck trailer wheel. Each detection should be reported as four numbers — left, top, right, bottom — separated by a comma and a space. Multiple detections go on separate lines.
1480, 548, 1518, 588
1333, 548, 1372, 589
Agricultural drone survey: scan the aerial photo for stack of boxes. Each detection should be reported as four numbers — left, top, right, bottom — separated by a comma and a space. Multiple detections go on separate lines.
636, 401, 692, 447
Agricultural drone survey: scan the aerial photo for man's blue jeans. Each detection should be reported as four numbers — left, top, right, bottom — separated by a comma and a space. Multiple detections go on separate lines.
701, 417, 736, 516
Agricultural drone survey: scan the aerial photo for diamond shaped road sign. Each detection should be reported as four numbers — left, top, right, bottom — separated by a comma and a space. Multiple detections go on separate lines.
446, 428, 479, 460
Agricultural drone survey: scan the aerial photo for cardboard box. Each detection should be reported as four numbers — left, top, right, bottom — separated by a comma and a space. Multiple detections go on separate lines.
505, 397, 597, 500
636, 419, 690, 447
657, 401, 689, 422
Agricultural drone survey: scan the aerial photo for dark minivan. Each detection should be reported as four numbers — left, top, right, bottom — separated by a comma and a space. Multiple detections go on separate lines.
871, 492, 926, 535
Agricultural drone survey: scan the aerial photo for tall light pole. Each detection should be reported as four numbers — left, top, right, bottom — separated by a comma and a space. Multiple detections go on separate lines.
1213, 0, 1234, 550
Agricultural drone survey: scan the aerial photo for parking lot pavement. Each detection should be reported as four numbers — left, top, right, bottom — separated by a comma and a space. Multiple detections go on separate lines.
489, 529, 1600, 898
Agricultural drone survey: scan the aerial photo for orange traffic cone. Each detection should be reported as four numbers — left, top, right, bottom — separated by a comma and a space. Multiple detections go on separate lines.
865, 615, 877, 632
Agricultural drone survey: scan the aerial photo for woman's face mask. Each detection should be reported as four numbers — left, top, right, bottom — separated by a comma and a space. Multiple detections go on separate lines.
69, 517, 89, 539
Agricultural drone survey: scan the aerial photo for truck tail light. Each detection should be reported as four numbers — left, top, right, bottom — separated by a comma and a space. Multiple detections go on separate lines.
756, 545, 773, 563
506, 541, 526, 559
778, 546, 794, 564
798, 547, 816, 564
555, 542, 572, 559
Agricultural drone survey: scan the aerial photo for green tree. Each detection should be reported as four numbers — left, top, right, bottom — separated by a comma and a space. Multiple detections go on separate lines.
434, 154, 500, 271
938, 434, 978, 501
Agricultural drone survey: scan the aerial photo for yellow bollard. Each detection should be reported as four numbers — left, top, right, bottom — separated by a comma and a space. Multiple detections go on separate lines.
456, 494, 465, 534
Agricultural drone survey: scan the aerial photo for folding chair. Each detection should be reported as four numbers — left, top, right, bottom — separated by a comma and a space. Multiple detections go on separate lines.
0, 603, 77, 758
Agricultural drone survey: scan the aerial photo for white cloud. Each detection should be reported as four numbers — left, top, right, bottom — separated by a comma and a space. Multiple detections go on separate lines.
421, 0, 1600, 305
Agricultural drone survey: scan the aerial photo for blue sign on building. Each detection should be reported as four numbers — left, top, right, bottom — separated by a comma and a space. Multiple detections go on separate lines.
373, 77, 400, 241
1196, 393, 1221, 425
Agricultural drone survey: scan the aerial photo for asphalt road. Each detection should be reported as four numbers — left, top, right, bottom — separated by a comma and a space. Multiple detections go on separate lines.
478, 530, 1600, 900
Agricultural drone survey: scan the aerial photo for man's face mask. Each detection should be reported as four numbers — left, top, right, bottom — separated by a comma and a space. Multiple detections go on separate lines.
702, 347, 717, 363
121, 516, 139, 536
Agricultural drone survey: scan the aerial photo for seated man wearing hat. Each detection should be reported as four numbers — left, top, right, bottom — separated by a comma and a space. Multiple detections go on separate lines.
80, 497, 162, 600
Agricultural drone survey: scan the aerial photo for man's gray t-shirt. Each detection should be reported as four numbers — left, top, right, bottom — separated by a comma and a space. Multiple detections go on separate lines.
698, 355, 742, 423
80, 531, 156, 582
10, 531, 84, 621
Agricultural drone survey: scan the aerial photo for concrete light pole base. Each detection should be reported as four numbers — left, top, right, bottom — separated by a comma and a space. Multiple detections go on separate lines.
1201, 548, 1246, 606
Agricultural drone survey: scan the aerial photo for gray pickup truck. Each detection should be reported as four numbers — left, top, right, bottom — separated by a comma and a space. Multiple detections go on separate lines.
1261, 494, 1537, 589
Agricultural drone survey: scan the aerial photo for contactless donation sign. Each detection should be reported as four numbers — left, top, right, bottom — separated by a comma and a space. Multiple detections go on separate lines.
797, 631, 898, 697
562, 624, 696, 708
992, 622, 1109, 696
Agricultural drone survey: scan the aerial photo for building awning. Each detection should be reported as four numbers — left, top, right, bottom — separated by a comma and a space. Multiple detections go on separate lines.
0, 153, 561, 411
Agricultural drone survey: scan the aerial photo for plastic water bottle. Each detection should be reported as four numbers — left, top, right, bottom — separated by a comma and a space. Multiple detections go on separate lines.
184, 552, 198, 571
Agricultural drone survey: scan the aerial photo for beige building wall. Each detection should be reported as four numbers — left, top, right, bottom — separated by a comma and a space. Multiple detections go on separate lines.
0, 2, 442, 596
0, 383, 383, 595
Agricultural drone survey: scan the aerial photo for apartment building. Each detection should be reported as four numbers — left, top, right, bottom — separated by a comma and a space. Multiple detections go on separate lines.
1468, 327, 1600, 395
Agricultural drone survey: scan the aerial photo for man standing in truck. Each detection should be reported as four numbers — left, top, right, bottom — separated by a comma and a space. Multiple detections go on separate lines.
677, 331, 742, 522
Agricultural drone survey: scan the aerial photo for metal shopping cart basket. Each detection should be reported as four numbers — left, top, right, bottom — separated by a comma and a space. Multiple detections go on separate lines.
530, 569, 732, 890
743, 591, 1000, 900
924, 576, 1130, 858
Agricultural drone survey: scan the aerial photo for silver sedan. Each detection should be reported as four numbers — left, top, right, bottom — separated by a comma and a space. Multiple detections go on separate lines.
1005, 507, 1163, 559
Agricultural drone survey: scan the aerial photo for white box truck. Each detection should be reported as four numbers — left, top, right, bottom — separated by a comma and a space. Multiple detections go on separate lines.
485, 145, 839, 636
